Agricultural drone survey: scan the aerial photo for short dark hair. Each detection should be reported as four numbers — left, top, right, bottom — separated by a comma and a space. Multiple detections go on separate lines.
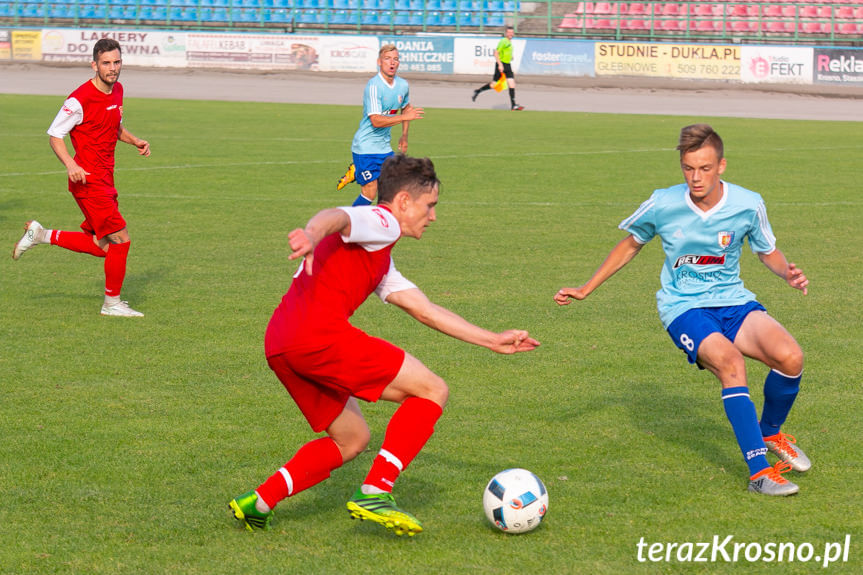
677, 123, 724, 159
377, 155, 439, 205
93, 38, 121, 62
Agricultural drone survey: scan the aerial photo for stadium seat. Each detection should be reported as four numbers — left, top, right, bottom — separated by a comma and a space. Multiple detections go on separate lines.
693, 19, 719, 33
659, 18, 683, 31
625, 3, 647, 15
459, 10, 480, 25
764, 20, 793, 34
424, 9, 442, 24
360, 8, 379, 23
441, 0, 457, 10
486, 0, 503, 11
836, 22, 859, 34
558, 13, 583, 28
394, 0, 410, 10
836, 6, 854, 19
798, 5, 818, 19
408, 0, 423, 9
799, 20, 823, 34
593, 2, 613, 15
484, 11, 504, 25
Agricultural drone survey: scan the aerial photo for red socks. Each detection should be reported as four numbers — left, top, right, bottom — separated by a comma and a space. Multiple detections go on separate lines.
363, 397, 443, 493
51, 230, 105, 257
49, 232, 130, 298
255, 397, 442, 509
104, 241, 130, 297
256, 437, 343, 509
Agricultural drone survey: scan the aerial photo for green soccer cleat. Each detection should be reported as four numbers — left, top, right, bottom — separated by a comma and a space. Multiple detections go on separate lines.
229, 490, 273, 532
346, 489, 423, 536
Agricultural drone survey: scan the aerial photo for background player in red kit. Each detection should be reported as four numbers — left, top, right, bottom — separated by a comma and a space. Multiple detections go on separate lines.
230, 155, 540, 536
12, 38, 150, 317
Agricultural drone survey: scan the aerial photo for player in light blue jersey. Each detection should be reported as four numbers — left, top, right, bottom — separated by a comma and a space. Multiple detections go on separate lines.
336, 45, 424, 207
555, 124, 811, 496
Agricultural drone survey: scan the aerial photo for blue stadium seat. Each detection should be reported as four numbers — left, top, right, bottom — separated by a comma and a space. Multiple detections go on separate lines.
484, 11, 504, 25
297, 8, 323, 22
360, 8, 378, 23
425, 0, 441, 9
0, 3, 13, 18
377, 8, 393, 24
394, 0, 410, 10
394, 9, 410, 24
409, 0, 423, 9
267, 7, 291, 21
408, 9, 423, 24
440, 0, 456, 10
459, 10, 480, 25
425, 9, 442, 24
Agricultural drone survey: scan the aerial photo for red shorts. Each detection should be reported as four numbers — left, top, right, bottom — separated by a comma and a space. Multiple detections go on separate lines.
70, 183, 126, 240
266, 327, 406, 433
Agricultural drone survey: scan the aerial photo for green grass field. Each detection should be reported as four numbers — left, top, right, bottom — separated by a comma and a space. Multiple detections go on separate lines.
1, 92, 861, 574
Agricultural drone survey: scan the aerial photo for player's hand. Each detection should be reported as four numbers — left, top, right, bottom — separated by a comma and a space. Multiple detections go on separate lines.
404, 107, 424, 121
398, 136, 409, 154
492, 329, 540, 354
554, 286, 589, 305
786, 262, 808, 295
67, 162, 90, 184
288, 228, 315, 275
135, 139, 150, 157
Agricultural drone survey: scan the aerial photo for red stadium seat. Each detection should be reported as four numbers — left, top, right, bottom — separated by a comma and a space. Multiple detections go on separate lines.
593, 2, 614, 15
624, 2, 647, 15
623, 17, 649, 29
764, 20, 793, 34
836, 22, 859, 34
836, 6, 854, 19
558, 13, 583, 27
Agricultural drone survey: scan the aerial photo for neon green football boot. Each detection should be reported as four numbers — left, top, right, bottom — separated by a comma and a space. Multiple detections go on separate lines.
346, 489, 423, 536
229, 490, 273, 532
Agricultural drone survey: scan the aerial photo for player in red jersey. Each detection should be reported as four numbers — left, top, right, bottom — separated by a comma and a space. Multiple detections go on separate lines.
12, 38, 150, 317
230, 155, 540, 536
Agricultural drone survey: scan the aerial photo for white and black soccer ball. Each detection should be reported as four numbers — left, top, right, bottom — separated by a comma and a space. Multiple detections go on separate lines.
482, 468, 548, 534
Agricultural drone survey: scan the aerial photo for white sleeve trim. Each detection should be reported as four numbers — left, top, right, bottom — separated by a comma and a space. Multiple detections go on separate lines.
46, 97, 83, 138
338, 206, 400, 251
375, 259, 417, 302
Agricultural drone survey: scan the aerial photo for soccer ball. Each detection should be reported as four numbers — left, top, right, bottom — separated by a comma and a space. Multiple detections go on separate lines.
482, 468, 548, 534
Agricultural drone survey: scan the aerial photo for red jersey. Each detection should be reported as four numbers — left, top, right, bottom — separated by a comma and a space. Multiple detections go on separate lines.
265, 205, 417, 359
47, 79, 124, 190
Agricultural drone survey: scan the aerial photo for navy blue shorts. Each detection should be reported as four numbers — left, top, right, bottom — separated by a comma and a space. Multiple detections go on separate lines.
666, 301, 767, 367
352, 151, 394, 186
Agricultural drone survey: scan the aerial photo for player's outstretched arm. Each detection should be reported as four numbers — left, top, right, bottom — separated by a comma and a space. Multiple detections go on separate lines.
758, 249, 809, 295
554, 234, 643, 305
386, 287, 539, 354
288, 208, 351, 275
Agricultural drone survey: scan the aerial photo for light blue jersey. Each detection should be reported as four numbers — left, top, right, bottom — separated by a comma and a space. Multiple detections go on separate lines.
620, 181, 776, 328
351, 73, 410, 155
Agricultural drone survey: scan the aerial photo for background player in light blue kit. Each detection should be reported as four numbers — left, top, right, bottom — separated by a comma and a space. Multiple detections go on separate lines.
555, 124, 811, 496
336, 44, 424, 206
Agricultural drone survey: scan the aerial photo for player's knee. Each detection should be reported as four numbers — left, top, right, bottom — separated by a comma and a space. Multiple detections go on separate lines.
425, 375, 449, 408
336, 429, 371, 463
777, 344, 804, 376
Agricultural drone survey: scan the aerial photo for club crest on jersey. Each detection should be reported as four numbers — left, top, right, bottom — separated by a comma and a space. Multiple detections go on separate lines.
717, 231, 734, 249
673, 254, 726, 268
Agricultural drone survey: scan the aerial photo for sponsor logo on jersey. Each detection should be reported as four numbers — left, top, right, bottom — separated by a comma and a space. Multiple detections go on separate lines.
717, 231, 734, 249
106, 105, 118, 110
62, 105, 74, 116
673, 254, 726, 268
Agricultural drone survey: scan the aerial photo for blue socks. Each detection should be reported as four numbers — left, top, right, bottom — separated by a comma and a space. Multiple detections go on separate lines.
722, 386, 770, 476
759, 369, 802, 438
